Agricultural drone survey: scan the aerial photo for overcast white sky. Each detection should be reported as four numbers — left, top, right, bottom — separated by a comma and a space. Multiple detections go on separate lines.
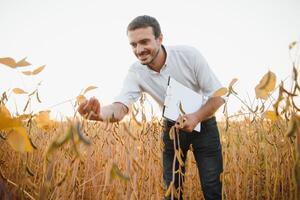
0, 0, 300, 119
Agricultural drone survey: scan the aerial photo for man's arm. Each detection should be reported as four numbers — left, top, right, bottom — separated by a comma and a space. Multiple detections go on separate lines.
176, 96, 225, 132
193, 96, 225, 122
100, 102, 129, 122
78, 97, 129, 122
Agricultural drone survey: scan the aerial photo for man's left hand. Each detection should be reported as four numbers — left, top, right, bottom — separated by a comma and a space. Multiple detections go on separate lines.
174, 113, 199, 133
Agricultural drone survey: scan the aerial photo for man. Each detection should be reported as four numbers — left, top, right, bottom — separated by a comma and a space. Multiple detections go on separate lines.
78, 15, 224, 200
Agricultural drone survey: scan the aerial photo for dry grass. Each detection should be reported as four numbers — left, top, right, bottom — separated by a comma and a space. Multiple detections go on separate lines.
1, 41, 299, 199
0, 115, 294, 200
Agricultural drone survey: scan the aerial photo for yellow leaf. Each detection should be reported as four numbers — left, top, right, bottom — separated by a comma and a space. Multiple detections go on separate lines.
21, 71, 32, 75
0, 57, 17, 68
32, 65, 46, 75
7, 127, 33, 152
212, 87, 228, 97
256, 71, 276, 91
34, 111, 55, 131
255, 88, 269, 100
83, 86, 98, 94
0, 106, 23, 130
15, 57, 31, 67
0, 105, 33, 152
0, 116, 22, 130
21, 65, 46, 76
12, 88, 27, 94
0, 57, 31, 68
263, 110, 278, 121
76, 95, 86, 105
16, 114, 33, 121
255, 71, 276, 100
0, 105, 11, 118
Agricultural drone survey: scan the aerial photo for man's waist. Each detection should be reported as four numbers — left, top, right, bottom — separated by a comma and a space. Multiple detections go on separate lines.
163, 116, 216, 128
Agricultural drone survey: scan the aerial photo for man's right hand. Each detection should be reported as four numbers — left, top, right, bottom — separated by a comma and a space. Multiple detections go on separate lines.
78, 97, 101, 121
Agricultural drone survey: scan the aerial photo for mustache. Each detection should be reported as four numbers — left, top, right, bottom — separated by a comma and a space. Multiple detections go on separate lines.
137, 50, 150, 56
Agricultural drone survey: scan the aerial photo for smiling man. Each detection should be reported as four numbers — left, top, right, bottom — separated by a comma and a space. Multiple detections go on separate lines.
78, 15, 224, 200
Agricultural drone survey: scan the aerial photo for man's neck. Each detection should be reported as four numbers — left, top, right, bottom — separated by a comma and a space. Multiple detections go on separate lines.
148, 46, 166, 73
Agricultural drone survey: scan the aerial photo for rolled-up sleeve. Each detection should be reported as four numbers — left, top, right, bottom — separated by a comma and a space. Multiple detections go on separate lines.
113, 70, 141, 108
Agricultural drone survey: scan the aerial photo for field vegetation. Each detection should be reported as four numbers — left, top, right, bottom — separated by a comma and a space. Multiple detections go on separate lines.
0, 41, 299, 199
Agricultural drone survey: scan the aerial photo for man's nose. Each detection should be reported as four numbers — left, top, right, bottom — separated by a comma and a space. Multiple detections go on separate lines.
136, 44, 145, 54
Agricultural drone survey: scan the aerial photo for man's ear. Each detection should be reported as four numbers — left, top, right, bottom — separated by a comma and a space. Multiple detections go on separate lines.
158, 33, 163, 44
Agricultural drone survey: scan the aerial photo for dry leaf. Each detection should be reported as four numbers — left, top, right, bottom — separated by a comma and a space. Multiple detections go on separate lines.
263, 110, 278, 121
212, 87, 228, 97
21, 71, 32, 75
34, 111, 55, 131
256, 71, 276, 91
7, 127, 33, 152
83, 86, 98, 94
16, 114, 33, 121
12, 88, 27, 94
32, 65, 46, 75
255, 71, 276, 100
0, 111, 22, 130
255, 89, 269, 100
0, 57, 31, 68
0, 105, 33, 153
0, 57, 17, 68
76, 95, 86, 105
0, 105, 11, 118
21, 65, 46, 76
15, 57, 31, 67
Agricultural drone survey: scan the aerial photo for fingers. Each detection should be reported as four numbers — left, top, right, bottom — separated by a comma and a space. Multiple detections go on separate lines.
78, 100, 88, 115
93, 97, 100, 113
78, 97, 100, 118
174, 115, 195, 132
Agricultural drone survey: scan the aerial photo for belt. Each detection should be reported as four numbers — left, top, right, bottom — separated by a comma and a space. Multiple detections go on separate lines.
163, 116, 216, 128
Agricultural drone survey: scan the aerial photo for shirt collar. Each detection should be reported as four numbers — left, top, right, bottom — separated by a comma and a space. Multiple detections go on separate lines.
146, 45, 169, 74
160, 45, 169, 72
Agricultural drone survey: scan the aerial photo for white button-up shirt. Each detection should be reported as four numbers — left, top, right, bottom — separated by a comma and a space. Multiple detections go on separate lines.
114, 45, 222, 110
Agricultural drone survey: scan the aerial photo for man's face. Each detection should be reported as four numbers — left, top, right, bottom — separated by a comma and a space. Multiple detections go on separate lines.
128, 27, 162, 65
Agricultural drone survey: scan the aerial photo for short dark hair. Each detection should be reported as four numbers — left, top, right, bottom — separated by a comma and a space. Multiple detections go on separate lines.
127, 15, 161, 38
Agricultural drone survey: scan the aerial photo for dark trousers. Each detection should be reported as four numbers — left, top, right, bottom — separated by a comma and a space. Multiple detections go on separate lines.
162, 117, 223, 200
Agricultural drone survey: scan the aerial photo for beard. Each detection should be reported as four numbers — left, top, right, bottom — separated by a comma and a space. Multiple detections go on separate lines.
137, 48, 160, 66
137, 51, 151, 65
